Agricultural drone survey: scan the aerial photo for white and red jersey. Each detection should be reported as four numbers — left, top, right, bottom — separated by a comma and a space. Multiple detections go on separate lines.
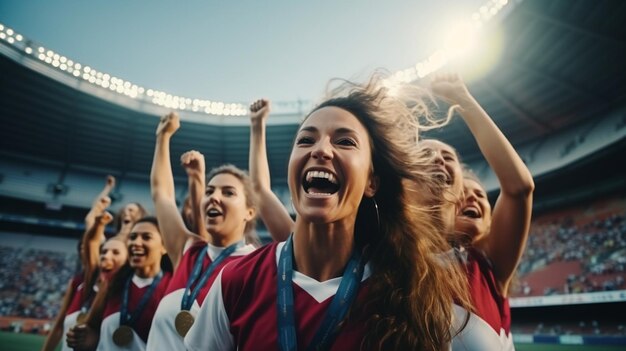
452, 248, 515, 351
184, 241, 373, 351
96, 272, 172, 351
146, 240, 255, 351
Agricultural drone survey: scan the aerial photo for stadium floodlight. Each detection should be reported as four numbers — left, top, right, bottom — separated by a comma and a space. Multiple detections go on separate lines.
0, 0, 511, 118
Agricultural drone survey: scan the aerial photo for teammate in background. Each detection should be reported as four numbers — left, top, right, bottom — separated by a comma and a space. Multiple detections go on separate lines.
65, 227, 129, 351
427, 73, 535, 350
112, 202, 147, 242
248, 99, 294, 241
185, 73, 472, 351
41, 176, 115, 351
146, 113, 258, 350
68, 217, 172, 351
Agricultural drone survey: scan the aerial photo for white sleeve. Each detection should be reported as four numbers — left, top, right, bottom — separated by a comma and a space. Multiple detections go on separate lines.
184, 269, 234, 351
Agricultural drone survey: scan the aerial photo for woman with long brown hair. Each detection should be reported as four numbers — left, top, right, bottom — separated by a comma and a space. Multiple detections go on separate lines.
185, 73, 471, 351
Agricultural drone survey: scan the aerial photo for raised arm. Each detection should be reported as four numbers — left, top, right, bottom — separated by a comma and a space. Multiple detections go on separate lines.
82, 212, 113, 291
81, 176, 114, 273
40, 279, 75, 351
84, 176, 115, 231
249, 99, 294, 241
432, 73, 535, 294
151, 112, 196, 270
181, 150, 209, 240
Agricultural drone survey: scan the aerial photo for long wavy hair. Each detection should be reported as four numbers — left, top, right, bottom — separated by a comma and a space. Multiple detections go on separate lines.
310, 73, 472, 350
206, 164, 261, 247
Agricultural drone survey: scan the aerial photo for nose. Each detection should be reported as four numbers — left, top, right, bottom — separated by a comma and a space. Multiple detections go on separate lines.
311, 138, 333, 161
206, 191, 222, 206
433, 150, 445, 165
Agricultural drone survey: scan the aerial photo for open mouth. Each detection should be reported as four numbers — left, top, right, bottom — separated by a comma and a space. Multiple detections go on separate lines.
129, 247, 146, 258
303, 170, 340, 195
461, 206, 481, 219
206, 208, 223, 218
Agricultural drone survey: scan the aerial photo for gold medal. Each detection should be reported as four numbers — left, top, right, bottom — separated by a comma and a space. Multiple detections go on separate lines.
175, 310, 195, 337
76, 312, 88, 325
112, 325, 134, 346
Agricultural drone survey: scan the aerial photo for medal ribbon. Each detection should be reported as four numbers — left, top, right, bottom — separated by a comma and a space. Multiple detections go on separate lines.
120, 271, 163, 327
180, 242, 242, 311
277, 234, 365, 351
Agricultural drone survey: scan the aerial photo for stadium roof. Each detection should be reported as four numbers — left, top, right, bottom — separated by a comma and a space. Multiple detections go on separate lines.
1, 0, 625, 198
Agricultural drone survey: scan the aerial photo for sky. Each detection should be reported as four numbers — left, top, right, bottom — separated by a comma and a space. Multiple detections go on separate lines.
1, 0, 485, 105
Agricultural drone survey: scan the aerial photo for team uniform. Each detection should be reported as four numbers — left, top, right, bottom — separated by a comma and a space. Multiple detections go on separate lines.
61, 275, 96, 351
184, 241, 372, 351
96, 271, 172, 351
146, 240, 255, 350
452, 247, 515, 351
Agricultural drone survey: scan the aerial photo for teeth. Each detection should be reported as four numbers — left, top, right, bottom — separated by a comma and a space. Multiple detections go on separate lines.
305, 171, 337, 184
131, 249, 145, 255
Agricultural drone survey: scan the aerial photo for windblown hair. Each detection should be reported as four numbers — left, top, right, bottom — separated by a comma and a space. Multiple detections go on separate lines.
310, 73, 472, 350
206, 164, 261, 247
415, 139, 465, 239
461, 164, 482, 186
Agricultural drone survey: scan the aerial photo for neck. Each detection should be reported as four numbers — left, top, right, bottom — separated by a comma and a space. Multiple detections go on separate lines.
292, 219, 355, 282
210, 232, 244, 247
134, 261, 161, 278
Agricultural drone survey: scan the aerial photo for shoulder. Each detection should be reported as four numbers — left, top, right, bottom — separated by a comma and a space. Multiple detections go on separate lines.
220, 242, 278, 295
222, 242, 277, 279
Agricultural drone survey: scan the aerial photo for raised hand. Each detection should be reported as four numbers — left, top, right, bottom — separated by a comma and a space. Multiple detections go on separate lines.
250, 99, 271, 125
431, 73, 471, 105
156, 112, 180, 137
181, 150, 206, 180
96, 211, 114, 226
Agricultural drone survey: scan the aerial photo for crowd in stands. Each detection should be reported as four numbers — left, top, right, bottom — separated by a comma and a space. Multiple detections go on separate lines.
0, 245, 77, 320
514, 198, 626, 296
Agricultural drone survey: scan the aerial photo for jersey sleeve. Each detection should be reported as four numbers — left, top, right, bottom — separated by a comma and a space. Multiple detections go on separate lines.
183, 268, 234, 351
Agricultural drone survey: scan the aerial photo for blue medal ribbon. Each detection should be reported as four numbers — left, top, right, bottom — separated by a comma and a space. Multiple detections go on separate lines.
180, 242, 242, 311
120, 271, 163, 327
277, 234, 366, 351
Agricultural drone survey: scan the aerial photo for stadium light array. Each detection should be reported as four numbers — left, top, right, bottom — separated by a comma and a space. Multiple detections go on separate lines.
385, 0, 511, 88
0, 0, 510, 116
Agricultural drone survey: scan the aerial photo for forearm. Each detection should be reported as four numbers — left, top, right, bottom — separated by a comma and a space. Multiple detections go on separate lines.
456, 94, 534, 196
249, 120, 272, 191
188, 171, 208, 239
151, 134, 176, 202
40, 323, 63, 351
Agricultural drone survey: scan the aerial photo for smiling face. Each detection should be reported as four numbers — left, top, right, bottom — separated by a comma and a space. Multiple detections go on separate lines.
419, 139, 463, 198
122, 203, 142, 225
127, 221, 165, 270
201, 172, 254, 240
99, 239, 128, 281
455, 178, 492, 243
288, 106, 377, 225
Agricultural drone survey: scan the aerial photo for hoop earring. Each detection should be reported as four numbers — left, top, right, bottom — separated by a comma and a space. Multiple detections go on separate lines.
371, 197, 380, 232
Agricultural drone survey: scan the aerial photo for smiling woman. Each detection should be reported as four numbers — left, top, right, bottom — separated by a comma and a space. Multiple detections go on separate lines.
64, 217, 173, 351
184, 72, 473, 351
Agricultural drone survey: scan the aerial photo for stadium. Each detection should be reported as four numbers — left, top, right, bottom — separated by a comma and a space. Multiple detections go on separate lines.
1, 0, 625, 350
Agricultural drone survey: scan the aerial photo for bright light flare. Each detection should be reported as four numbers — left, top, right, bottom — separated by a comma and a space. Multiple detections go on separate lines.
442, 20, 480, 59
